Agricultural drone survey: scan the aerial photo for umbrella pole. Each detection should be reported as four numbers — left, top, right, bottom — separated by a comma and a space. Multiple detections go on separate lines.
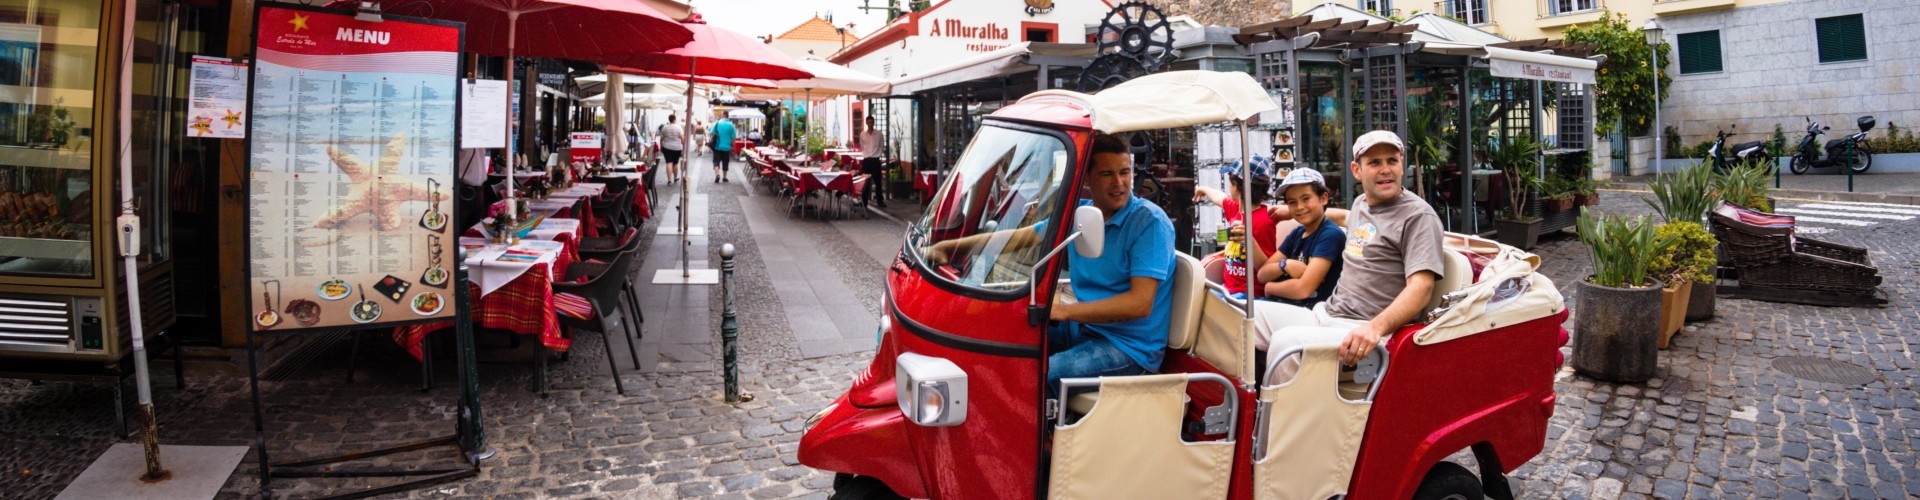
683, 57, 696, 278
503, 12, 518, 201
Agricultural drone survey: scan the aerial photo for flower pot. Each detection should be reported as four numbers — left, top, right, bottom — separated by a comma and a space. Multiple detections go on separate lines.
1581, 192, 1600, 206
1686, 280, 1716, 322
1549, 195, 1576, 212
1573, 277, 1664, 383
1496, 218, 1542, 250
1659, 280, 1692, 349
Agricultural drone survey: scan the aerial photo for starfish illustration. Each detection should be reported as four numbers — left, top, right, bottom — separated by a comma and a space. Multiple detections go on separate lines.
315, 133, 434, 231
190, 117, 214, 136
221, 109, 243, 129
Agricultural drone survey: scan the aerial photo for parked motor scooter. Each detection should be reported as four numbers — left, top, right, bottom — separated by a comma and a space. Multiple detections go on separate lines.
1790, 115, 1875, 175
1706, 124, 1772, 173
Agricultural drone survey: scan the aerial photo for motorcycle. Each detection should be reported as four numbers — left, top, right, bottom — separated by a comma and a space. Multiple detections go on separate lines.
1706, 123, 1772, 173
1790, 115, 1875, 175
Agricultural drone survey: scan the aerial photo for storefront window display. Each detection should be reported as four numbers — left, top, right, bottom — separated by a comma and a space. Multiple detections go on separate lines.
0, 0, 101, 277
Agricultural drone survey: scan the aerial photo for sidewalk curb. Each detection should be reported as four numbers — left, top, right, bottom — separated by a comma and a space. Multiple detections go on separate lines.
1598, 183, 1919, 206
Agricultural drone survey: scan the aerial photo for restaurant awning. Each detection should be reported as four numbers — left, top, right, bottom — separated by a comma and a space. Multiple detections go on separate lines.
1419, 43, 1600, 85
889, 42, 1097, 95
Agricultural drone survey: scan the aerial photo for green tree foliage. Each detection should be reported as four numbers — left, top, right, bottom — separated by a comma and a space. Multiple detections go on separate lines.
1564, 12, 1671, 138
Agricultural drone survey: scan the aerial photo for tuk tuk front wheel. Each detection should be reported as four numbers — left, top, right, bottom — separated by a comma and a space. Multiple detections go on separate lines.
830, 473, 906, 500
1412, 461, 1483, 500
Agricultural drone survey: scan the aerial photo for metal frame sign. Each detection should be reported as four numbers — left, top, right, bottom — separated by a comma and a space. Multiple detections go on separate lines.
245, 5, 462, 332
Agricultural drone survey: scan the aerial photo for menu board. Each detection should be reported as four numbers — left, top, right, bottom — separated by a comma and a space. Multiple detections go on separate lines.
187, 56, 248, 138
246, 5, 462, 332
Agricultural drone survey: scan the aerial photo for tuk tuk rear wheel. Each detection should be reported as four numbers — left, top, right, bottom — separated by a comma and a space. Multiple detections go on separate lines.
1412, 461, 1483, 500
831, 473, 906, 500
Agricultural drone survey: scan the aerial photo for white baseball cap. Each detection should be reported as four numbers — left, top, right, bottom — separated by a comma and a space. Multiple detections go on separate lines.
1274, 167, 1327, 194
1351, 130, 1406, 159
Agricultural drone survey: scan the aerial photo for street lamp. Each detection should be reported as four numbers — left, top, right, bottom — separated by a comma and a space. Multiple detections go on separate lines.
1644, 17, 1664, 174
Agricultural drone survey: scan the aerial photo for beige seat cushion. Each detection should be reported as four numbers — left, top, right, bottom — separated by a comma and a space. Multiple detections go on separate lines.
1167, 252, 1205, 350
1049, 374, 1234, 500
1423, 248, 1473, 312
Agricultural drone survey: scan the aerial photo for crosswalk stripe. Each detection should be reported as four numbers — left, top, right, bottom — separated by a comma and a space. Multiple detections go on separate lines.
1775, 208, 1912, 221
1796, 203, 1920, 216
1805, 200, 1920, 209
1775, 214, 1876, 226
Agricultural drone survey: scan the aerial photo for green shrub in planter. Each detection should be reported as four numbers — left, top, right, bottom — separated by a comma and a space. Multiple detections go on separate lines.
1643, 162, 1716, 224
1651, 222, 1717, 286
1578, 207, 1675, 288
1714, 160, 1775, 211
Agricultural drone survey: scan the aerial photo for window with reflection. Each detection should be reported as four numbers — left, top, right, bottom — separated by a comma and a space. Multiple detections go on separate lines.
0, 0, 100, 277
911, 124, 1071, 292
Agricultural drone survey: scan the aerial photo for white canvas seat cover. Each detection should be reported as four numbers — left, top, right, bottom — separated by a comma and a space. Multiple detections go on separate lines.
1415, 244, 1564, 345
1254, 344, 1371, 500
1049, 374, 1233, 500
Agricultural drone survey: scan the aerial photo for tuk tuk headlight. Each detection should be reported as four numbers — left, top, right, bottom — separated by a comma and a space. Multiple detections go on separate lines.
896, 353, 967, 427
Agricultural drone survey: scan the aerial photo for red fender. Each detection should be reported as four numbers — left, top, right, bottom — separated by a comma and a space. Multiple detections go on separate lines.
798, 394, 931, 499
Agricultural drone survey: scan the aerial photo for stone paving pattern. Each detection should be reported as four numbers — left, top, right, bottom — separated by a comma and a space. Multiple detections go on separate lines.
2, 175, 1917, 499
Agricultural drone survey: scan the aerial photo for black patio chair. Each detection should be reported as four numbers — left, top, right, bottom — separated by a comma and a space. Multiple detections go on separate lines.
548, 242, 640, 396
577, 229, 647, 366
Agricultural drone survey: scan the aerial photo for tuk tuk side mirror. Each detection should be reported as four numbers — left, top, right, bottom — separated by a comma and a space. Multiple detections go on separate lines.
1073, 205, 1104, 259
1025, 206, 1107, 326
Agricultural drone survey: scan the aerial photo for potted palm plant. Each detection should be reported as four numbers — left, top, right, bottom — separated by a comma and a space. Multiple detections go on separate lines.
1714, 159, 1775, 212
1573, 208, 1675, 383
1650, 221, 1717, 345
1494, 134, 1545, 249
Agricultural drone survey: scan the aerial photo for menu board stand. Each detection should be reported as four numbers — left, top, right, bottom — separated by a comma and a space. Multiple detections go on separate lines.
239, 5, 484, 498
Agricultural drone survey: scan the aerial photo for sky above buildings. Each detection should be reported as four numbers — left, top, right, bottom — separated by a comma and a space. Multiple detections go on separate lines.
696, 0, 889, 42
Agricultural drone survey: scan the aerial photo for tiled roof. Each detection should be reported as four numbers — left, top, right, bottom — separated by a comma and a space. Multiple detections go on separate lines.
775, 16, 859, 44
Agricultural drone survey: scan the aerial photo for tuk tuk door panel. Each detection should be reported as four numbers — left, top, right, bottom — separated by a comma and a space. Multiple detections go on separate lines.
889, 274, 1047, 500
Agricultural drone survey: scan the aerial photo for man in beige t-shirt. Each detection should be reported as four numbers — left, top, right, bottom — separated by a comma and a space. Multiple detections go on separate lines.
1255, 130, 1446, 370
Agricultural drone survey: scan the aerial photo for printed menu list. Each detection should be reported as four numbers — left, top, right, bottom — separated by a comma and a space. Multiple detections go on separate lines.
246, 5, 460, 332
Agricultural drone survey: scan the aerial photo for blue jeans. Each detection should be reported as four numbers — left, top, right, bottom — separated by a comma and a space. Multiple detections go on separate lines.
1046, 322, 1147, 398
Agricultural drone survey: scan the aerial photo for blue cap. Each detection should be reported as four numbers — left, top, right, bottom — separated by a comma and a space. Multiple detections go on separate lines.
1221, 155, 1274, 182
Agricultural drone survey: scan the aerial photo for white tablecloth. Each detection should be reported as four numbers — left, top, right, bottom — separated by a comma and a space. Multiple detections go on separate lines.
461, 238, 565, 296
554, 184, 605, 198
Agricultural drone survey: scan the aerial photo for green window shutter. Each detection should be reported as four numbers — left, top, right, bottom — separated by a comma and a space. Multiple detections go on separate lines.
1816, 14, 1868, 63
1677, 31, 1723, 74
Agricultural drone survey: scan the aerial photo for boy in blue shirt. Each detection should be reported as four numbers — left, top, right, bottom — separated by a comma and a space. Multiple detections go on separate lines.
1258, 168, 1345, 309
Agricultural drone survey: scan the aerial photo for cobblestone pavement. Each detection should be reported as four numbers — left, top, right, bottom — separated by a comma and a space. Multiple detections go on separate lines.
2, 182, 1916, 499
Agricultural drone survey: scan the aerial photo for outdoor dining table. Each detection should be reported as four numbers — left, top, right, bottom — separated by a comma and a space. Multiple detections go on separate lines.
789, 167, 861, 219
392, 217, 586, 359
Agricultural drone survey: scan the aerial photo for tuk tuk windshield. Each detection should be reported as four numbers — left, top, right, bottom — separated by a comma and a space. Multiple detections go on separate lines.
909, 124, 1073, 292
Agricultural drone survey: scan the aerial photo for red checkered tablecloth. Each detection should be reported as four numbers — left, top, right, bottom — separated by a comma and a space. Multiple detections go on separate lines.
396, 224, 584, 360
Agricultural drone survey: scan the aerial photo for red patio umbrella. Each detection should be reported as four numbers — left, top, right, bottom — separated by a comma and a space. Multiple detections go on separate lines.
379, 0, 694, 199
603, 15, 811, 279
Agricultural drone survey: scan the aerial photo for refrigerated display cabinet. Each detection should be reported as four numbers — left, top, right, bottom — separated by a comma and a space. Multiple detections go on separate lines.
1, 0, 175, 364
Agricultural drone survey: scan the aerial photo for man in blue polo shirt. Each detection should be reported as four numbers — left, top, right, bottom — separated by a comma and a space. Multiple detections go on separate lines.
923, 133, 1175, 394
1043, 133, 1176, 392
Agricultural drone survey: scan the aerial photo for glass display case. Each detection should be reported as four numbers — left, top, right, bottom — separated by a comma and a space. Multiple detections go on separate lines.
0, 0, 176, 363
0, 0, 99, 278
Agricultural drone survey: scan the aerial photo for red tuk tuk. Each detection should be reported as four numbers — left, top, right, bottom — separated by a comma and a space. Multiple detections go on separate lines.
799, 71, 1570, 500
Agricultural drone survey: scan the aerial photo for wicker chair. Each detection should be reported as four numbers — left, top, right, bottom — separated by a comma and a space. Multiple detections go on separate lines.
1708, 201, 1884, 306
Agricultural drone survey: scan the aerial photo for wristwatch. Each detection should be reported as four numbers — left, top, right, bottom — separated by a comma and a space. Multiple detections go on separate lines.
1280, 258, 1292, 280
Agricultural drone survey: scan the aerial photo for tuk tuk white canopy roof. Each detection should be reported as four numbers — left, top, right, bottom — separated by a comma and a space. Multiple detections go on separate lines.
1017, 70, 1278, 133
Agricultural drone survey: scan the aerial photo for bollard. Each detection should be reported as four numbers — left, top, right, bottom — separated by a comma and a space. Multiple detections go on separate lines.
719, 244, 753, 403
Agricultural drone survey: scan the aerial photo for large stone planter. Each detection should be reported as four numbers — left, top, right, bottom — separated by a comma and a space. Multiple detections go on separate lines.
1573, 277, 1664, 383
1874, 152, 1920, 174
1686, 280, 1716, 322
1496, 218, 1542, 250
1627, 137, 1654, 176
1659, 280, 1692, 349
